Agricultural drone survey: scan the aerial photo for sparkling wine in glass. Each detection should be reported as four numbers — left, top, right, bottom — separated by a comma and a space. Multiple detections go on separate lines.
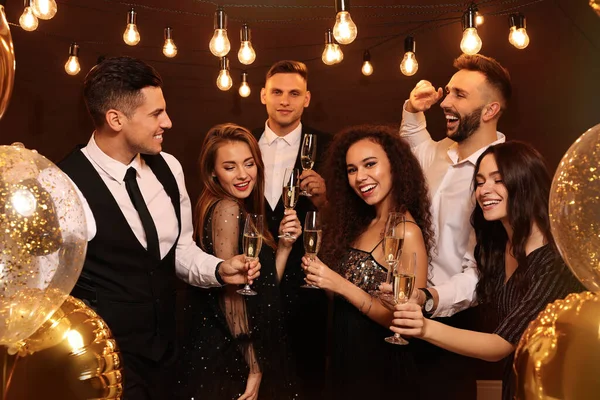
300, 134, 317, 196
385, 252, 416, 345
383, 212, 406, 284
279, 168, 300, 239
237, 214, 263, 296
302, 211, 322, 289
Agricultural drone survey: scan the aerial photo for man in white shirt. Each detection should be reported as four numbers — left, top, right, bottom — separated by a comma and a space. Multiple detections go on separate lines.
399, 53, 511, 398
59, 56, 259, 400
253, 60, 330, 398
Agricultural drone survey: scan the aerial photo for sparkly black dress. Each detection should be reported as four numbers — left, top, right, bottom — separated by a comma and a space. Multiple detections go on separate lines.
177, 200, 294, 399
331, 245, 421, 399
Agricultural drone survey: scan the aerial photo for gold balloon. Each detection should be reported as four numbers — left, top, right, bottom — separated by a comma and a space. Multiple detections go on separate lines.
0, 4, 16, 120
514, 292, 600, 399
0, 145, 88, 348
549, 124, 600, 292
2, 296, 123, 400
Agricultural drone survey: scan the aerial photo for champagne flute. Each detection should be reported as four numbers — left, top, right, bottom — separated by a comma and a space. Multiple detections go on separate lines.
385, 252, 417, 345
299, 134, 317, 196
383, 212, 406, 284
301, 211, 322, 289
279, 168, 300, 239
237, 213, 263, 296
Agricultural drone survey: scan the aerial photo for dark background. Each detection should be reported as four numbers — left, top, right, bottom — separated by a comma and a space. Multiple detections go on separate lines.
0, 0, 599, 201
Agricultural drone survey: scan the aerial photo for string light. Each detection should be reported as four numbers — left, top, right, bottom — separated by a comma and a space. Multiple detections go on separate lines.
209, 7, 230, 57
64, 42, 80, 76
216, 57, 233, 91
333, 0, 358, 45
322, 28, 343, 65
238, 24, 256, 65
361, 50, 373, 76
460, 5, 482, 55
508, 13, 530, 50
19, 0, 38, 32
163, 27, 177, 57
400, 36, 418, 76
123, 8, 140, 46
239, 71, 251, 97
31, 0, 56, 20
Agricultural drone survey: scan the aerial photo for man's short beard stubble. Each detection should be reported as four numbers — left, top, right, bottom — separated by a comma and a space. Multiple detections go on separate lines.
448, 106, 483, 143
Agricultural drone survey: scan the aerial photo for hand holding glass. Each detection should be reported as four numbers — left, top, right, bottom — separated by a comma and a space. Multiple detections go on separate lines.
237, 214, 263, 296
302, 211, 322, 289
300, 134, 317, 196
385, 252, 416, 345
279, 168, 300, 239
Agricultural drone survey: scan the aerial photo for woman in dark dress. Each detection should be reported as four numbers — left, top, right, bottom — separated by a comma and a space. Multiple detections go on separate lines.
177, 123, 301, 400
302, 125, 434, 399
391, 141, 585, 400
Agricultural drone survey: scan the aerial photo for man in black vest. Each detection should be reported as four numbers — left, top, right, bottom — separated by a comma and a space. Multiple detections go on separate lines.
59, 57, 260, 400
253, 60, 330, 398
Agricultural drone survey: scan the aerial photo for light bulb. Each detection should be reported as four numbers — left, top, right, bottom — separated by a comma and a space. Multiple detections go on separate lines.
64, 43, 81, 76
509, 27, 530, 49
19, 6, 38, 31
238, 42, 256, 65
333, 11, 358, 45
217, 70, 233, 91
163, 27, 177, 57
475, 12, 484, 26
460, 27, 482, 55
210, 8, 230, 57
361, 61, 373, 76
216, 57, 232, 91
322, 44, 343, 65
31, 0, 57, 20
239, 81, 251, 97
400, 52, 418, 76
123, 9, 140, 46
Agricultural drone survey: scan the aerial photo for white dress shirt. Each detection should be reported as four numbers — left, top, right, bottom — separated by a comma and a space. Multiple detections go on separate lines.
400, 102, 505, 317
79, 135, 222, 287
258, 121, 302, 210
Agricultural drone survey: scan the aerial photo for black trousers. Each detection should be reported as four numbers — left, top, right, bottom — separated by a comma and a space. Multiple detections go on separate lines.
121, 345, 178, 400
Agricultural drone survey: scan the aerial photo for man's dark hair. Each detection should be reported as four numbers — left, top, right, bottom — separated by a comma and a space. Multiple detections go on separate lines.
83, 56, 162, 128
265, 60, 308, 82
454, 54, 512, 109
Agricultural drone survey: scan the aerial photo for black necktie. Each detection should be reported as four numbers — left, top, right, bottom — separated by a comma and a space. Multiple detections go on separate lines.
124, 167, 161, 259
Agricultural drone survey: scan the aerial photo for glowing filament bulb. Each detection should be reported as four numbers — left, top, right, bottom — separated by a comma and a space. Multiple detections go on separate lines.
238, 24, 256, 65
508, 14, 530, 50
239, 72, 251, 97
210, 8, 230, 57
400, 52, 418, 76
475, 12, 484, 26
19, 3, 38, 32
163, 27, 177, 57
460, 27, 482, 55
216, 57, 232, 91
31, 0, 57, 20
361, 50, 373, 76
64, 43, 81, 76
322, 29, 343, 65
123, 9, 140, 46
333, 11, 358, 45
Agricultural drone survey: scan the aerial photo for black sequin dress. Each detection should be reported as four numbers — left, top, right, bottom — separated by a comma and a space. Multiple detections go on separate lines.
331, 245, 421, 399
177, 200, 295, 399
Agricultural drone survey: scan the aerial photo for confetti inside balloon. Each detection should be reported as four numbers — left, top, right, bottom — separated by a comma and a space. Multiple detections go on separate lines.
549, 124, 600, 291
0, 144, 87, 349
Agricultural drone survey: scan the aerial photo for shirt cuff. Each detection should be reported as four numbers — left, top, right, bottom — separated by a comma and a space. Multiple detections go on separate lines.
215, 261, 226, 286
430, 282, 474, 318
401, 100, 427, 129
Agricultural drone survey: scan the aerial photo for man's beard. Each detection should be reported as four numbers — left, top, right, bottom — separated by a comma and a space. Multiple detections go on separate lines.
448, 106, 483, 143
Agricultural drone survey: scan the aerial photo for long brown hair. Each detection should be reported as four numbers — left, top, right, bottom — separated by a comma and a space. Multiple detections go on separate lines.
321, 124, 434, 269
194, 123, 275, 250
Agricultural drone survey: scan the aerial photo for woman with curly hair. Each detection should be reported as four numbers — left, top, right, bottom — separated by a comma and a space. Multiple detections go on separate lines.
390, 141, 584, 400
177, 123, 301, 400
301, 124, 434, 399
